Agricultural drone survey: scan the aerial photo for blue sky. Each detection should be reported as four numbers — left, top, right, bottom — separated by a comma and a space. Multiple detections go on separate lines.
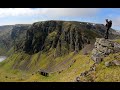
0, 8, 120, 30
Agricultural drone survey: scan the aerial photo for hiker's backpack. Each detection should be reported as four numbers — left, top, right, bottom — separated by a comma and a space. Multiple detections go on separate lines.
108, 20, 112, 28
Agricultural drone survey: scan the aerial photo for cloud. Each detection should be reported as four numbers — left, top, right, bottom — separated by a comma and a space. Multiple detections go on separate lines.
40, 8, 100, 18
0, 8, 100, 18
109, 17, 120, 30
112, 17, 120, 26
0, 8, 41, 18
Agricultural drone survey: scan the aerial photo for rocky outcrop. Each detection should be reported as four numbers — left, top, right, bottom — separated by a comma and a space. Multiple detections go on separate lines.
91, 38, 120, 64
75, 63, 97, 82
105, 60, 120, 67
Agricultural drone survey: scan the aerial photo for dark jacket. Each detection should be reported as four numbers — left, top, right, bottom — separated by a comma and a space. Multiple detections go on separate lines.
106, 20, 112, 29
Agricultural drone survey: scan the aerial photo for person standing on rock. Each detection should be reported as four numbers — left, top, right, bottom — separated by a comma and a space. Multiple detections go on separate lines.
105, 19, 112, 39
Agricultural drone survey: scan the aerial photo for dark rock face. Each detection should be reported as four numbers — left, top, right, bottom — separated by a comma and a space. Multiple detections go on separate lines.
23, 21, 92, 55
1, 20, 117, 56
11, 24, 31, 52
21, 20, 119, 56
0, 20, 119, 56
11, 24, 30, 40
91, 38, 120, 64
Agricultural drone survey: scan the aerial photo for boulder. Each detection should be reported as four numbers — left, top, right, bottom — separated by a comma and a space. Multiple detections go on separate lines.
91, 51, 104, 64
76, 77, 80, 82
91, 55, 103, 64
105, 60, 120, 67
89, 65, 96, 71
80, 71, 88, 77
112, 60, 120, 65
114, 42, 120, 53
105, 61, 115, 67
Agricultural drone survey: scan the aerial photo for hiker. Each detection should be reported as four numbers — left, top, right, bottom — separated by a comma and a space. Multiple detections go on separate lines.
105, 19, 112, 39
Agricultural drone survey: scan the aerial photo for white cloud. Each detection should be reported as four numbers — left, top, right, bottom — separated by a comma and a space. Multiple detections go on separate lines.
109, 17, 120, 30
0, 8, 100, 18
112, 17, 120, 26
0, 8, 41, 18
42, 8, 100, 17
0, 20, 33, 26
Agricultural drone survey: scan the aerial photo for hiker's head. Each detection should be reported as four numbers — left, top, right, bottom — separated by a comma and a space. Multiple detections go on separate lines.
109, 20, 112, 23
106, 19, 108, 22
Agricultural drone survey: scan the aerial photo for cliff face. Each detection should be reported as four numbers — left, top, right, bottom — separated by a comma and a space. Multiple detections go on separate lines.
0, 21, 118, 56
20, 21, 118, 56
23, 21, 86, 55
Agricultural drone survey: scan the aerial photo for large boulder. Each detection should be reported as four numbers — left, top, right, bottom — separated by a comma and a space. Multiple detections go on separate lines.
91, 55, 103, 64
105, 61, 115, 67
112, 60, 120, 65
105, 60, 120, 67
114, 42, 120, 53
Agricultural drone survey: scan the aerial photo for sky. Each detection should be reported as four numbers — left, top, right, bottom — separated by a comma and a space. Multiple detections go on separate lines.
0, 8, 120, 30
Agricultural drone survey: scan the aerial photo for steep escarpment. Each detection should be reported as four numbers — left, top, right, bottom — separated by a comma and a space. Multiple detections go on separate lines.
20, 21, 117, 56
23, 21, 86, 55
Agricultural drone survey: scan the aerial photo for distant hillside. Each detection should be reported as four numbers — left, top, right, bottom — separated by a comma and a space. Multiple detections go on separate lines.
0, 24, 31, 55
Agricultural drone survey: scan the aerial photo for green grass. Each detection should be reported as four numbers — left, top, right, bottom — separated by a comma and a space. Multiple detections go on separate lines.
1, 40, 120, 82
79, 52, 120, 82
1, 51, 120, 82
0, 49, 94, 82
24, 52, 94, 82
113, 39, 120, 44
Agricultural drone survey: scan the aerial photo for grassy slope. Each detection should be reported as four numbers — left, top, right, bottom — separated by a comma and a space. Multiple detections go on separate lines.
0, 49, 94, 82
25, 51, 94, 82
96, 53, 120, 82
93, 40, 120, 82
79, 39, 120, 82
0, 39, 120, 82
